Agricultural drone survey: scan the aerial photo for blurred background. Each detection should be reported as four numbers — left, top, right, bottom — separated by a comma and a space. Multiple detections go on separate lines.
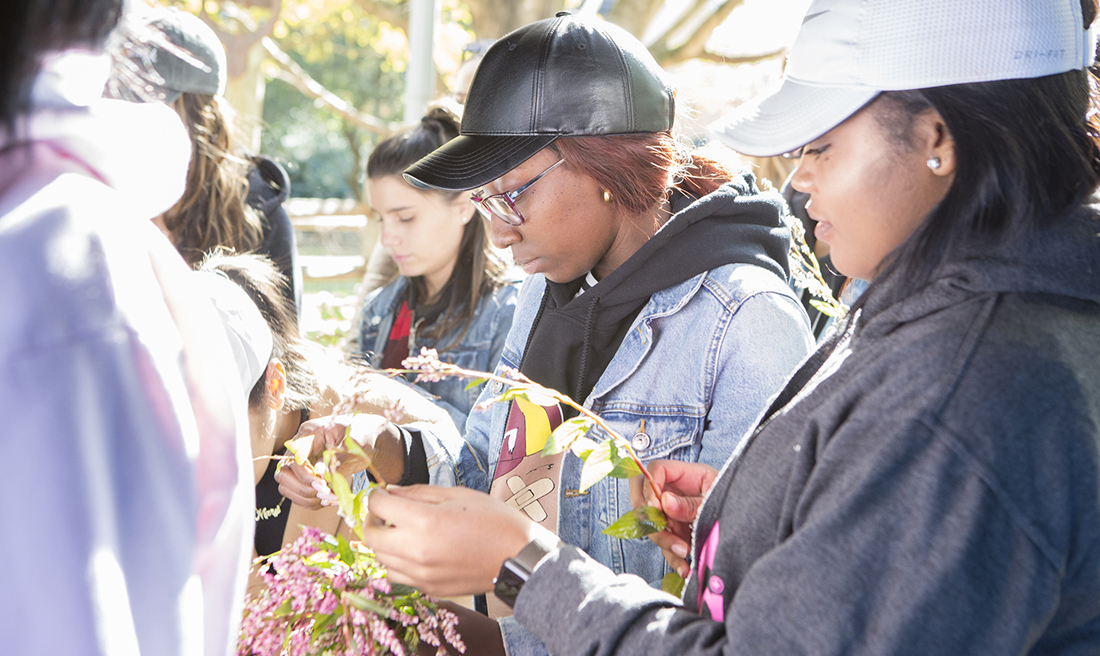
157, 0, 813, 342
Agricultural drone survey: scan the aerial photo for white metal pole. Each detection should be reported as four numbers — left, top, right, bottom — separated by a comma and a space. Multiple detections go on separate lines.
404, 0, 441, 123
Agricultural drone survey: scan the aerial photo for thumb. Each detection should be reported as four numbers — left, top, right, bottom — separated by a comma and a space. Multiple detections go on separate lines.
661, 491, 703, 523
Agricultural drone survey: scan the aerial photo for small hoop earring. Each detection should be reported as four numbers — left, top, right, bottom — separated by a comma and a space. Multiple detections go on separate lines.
603, 189, 613, 203
926, 157, 942, 171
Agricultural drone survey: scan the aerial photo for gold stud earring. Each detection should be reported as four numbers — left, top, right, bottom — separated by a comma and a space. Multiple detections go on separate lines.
603, 189, 613, 203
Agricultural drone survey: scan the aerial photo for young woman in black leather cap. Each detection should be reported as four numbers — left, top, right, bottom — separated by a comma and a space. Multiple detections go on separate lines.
275, 11, 815, 655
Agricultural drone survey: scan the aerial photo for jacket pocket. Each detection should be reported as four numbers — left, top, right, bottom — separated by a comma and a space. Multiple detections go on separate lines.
590, 408, 704, 463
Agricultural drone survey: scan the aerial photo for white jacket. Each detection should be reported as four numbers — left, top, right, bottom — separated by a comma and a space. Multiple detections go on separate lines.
0, 51, 252, 656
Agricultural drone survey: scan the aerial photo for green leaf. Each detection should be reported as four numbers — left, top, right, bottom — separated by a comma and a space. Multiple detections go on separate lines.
284, 434, 316, 466
498, 385, 558, 408
303, 556, 343, 573
543, 417, 592, 456
661, 571, 686, 598
518, 387, 558, 407
343, 591, 389, 615
570, 435, 599, 460
273, 599, 295, 618
388, 583, 419, 597
496, 387, 524, 403
348, 490, 367, 537
312, 533, 337, 554
335, 533, 356, 566
810, 298, 844, 318
606, 442, 643, 479
464, 377, 488, 391
311, 611, 339, 641
343, 433, 368, 461
578, 441, 614, 492
601, 504, 668, 539
325, 458, 357, 525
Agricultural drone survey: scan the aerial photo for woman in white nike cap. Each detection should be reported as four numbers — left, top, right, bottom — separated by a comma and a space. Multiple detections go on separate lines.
359, 1, 1100, 653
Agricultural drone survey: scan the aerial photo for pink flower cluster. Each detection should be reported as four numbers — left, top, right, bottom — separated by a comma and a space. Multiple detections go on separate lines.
400, 348, 457, 383
238, 527, 464, 656
332, 368, 383, 417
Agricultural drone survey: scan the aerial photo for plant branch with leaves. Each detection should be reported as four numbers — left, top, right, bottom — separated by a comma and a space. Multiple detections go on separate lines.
240, 433, 465, 655
385, 350, 681, 593
397, 350, 667, 528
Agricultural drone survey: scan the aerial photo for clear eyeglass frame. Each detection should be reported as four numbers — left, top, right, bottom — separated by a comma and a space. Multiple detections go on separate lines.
468, 158, 565, 226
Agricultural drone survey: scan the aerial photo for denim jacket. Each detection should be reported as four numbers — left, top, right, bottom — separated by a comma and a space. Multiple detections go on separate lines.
358, 276, 520, 430
462, 267, 814, 654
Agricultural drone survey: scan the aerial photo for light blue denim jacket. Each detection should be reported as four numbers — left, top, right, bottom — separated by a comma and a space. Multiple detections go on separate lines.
358, 276, 520, 430
461, 267, 814, 654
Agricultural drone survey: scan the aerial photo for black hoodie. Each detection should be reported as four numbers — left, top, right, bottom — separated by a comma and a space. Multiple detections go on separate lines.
518, 172, 792, 405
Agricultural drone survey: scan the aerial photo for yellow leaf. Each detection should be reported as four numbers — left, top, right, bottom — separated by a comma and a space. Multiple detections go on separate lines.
285, 434, 316, 466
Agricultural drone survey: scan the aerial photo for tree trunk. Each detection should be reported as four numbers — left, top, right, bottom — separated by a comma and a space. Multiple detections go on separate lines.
605, 0, 666, 38
224, 41, 268, 152
466, 0, 568, 40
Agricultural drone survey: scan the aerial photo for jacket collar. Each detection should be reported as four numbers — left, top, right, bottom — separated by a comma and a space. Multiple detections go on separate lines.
858, 206, 1100, 339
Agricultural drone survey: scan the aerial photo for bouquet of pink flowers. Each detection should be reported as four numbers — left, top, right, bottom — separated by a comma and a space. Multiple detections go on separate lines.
238, 524, 464, 656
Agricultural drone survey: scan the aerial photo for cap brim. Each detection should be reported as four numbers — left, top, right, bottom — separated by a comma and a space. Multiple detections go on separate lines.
707, 78, 879, 158
403, 133, 559, 191
192, 271, 273, 399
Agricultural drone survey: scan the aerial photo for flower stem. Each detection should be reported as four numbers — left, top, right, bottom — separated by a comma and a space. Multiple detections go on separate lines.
389, 363, 663, 502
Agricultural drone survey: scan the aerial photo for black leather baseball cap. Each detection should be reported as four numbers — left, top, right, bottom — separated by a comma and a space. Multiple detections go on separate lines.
403, 12, 675, 191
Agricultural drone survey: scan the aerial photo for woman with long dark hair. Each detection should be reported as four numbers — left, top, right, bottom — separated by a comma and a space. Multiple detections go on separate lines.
357, 105, 519, 429
115, 7, 302, 318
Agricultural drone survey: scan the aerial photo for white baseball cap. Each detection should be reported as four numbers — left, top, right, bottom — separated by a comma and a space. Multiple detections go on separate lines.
193, 271, 274, 400
709, 0, 1099, 157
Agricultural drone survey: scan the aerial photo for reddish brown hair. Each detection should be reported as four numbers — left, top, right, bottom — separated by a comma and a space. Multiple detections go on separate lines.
551, 132, 741, 219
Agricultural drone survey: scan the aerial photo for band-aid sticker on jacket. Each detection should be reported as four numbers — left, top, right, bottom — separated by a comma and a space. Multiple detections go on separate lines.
502, 475, 555, 522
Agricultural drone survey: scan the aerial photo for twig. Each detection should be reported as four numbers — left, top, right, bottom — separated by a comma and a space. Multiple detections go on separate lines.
390, 360, 664, 502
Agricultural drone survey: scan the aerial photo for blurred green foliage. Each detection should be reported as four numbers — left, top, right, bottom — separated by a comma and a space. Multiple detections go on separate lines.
262, 3, 407, 199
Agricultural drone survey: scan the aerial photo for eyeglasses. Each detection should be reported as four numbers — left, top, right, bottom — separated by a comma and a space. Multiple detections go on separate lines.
781, 146, 805, 160
468, 158, 565, 226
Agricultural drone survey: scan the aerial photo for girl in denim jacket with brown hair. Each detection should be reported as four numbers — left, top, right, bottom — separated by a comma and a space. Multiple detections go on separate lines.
357, 105, 520, 430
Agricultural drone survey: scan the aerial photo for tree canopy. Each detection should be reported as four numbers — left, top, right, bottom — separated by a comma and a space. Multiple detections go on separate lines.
165, 0, 806, 198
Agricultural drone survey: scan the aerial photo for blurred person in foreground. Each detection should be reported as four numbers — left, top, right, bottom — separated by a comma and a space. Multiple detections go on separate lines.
0, 1, 253, 654
344, 1, 1100, 654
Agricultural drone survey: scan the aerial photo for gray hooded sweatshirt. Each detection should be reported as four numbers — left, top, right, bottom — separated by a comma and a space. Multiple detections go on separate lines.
513, 206, 1100, 655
